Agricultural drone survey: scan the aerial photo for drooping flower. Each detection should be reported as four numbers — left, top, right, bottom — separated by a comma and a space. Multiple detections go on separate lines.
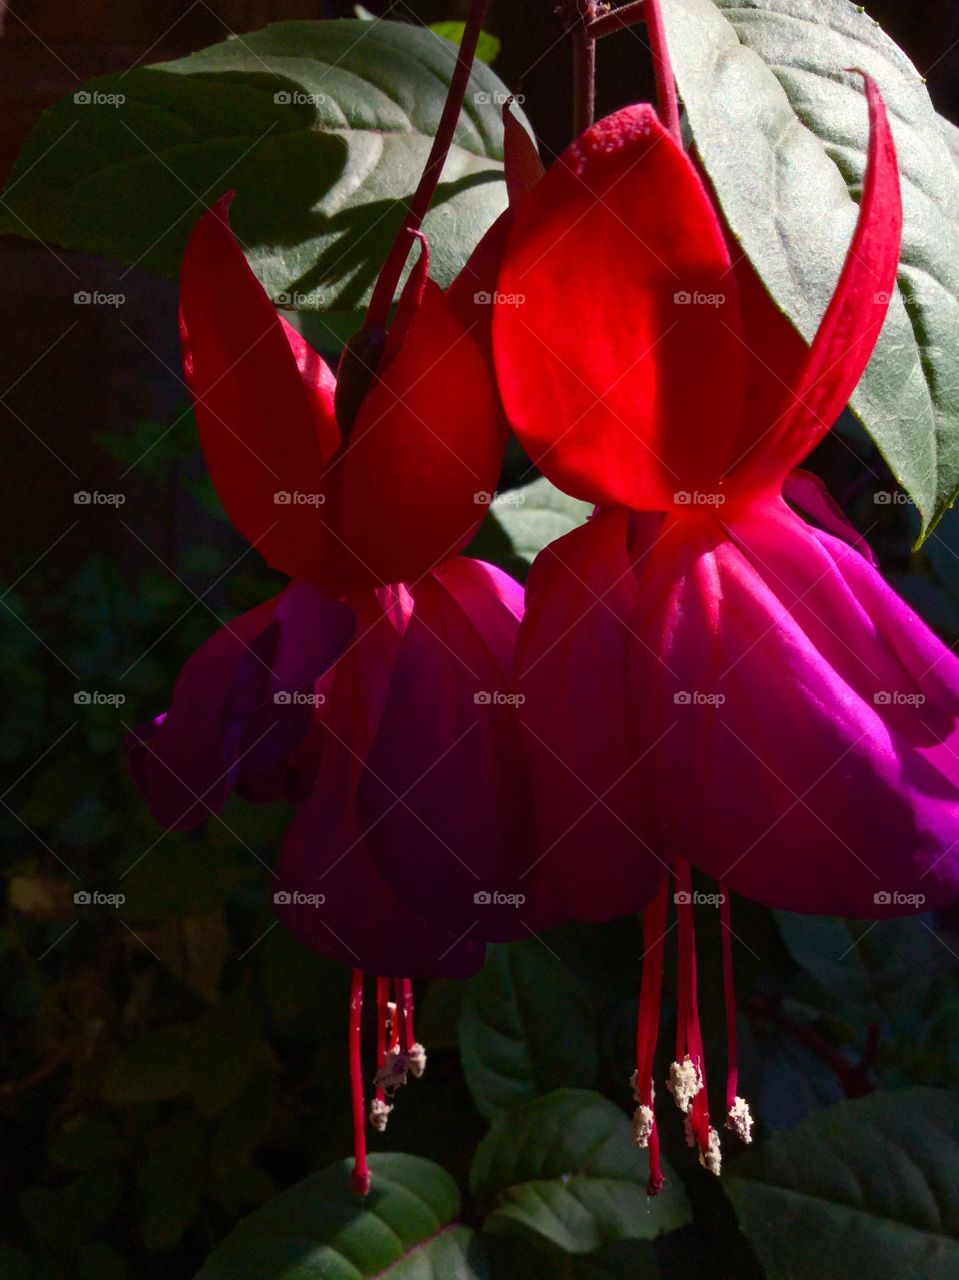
492, 82, 959, 1185
128, 137, 554, 1191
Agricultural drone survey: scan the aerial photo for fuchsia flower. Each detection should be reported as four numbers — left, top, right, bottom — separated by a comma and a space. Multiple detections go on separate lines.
128, 165, 553, 1191
493, 83, 959, 1186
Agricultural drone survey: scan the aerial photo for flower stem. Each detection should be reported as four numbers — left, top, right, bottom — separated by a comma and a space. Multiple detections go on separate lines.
643, 0, 681, 142
585, 1, 647, 41
349, 969, 371, 1197
364, 0, 490, 332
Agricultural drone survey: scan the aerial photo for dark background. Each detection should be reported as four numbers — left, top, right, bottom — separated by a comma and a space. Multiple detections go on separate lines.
1, 5, 958, 1280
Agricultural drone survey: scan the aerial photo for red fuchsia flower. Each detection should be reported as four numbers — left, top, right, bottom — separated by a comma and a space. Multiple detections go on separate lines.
128, 116, 554, 1192
492, 82, 959, 1188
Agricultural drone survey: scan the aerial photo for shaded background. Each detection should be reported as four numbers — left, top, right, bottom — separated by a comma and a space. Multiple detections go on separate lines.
2, 4, 959, 1280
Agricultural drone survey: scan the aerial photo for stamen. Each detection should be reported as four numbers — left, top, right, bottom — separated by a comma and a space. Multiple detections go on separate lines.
398, 978, 427, 1077
371, 975, 391, 1122
349, 969, 371, 1197
720, 886, 753, 1144
369, 1097, 393, 1132
673, 860, 712, 1159
666, 1054, 702, 1113
633, 878, 669, 1196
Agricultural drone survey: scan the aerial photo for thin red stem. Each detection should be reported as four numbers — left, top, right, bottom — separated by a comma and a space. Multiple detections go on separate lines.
643, 0, 681, 143
349, 969, 371, 1197
719, 885, 738, 1112
585, 0, 646, 41
635, 879, 669, 1197
572, 19, 596, 134
399, 978, 416, 1053
375, 975, 390, 1106
364, 0, 490, 331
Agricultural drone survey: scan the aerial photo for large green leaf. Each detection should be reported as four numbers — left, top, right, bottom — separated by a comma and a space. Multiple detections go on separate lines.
0, 19, 516, 325
726, 1087, 959, 1279
459, 940, 599, 1121
661, 0, 959, 536
193, 1153, 487, 1279
472, 1089, 690, 1254
774, 912, 942, 1023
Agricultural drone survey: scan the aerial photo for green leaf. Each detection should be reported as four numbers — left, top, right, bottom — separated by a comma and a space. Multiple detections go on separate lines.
467, 477, 592, 582
459, 940, 599, 1121
774, 912, 943, 1023
726, 1087, 959, 1279
661, 0, 959, 536
192, 1153, 488, 1279
429, 22, 502, 64
100, 1026, 193, 1105
120, 840, 254, 922
473, 1089, 690, 1254
0, 19, 520, 324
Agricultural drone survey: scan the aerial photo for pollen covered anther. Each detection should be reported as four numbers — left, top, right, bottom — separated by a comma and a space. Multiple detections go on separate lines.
666, 1055, 703, 1114
408, 1042, 427, 1078
374, 1049, 411, 1094
369, 1097, 393, 1132
699, 1127, 722, 1176
632, 1104, 655, 1147
726, 1095, 753, 1144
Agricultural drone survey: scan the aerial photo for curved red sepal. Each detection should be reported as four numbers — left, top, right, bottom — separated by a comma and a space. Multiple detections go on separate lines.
494, 104, 746, 511
179, 195, 340, 578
